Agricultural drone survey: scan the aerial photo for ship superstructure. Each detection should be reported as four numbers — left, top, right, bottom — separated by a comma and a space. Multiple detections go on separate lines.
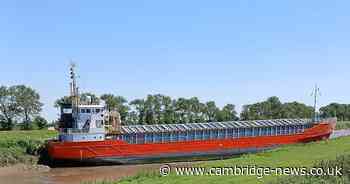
58, 64, 108, 142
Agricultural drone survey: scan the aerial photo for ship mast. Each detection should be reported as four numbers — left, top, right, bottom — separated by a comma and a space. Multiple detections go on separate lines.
69, 62, 80, 126
311, 84, 321, 121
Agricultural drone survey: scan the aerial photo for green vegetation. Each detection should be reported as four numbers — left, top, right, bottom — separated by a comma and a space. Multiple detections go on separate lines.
0, 130, 57, 167
56, 95, 324, 126
240, 96, 314, 120
56, 94, 239, 125
0, 85, 44, 130
273, 155, 350, 184
1, 83, 349, 129
95, 136, 350, 184
55, 93, 350, 126
336, 121, 350, 130
320, 103, 350, 121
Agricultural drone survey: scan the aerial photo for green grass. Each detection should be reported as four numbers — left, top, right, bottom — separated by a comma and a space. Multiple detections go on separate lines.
96, 136, 350, 184
0, 130, 57, 166
336, 121, 350, 130
272, 154, 350, 184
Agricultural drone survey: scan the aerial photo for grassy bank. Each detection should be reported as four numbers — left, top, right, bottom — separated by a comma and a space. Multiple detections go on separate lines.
336, 121, 350, 130
272, 154, 350, 184
0, 130, 57, 167
97, 136, 350, 184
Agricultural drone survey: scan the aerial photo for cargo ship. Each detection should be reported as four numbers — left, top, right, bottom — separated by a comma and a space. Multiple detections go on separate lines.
47, 65, 337, 165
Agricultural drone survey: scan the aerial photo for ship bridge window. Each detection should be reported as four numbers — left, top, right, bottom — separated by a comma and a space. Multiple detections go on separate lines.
86, 109, 91, 113
95, 108, 101, 113
81, 109, 86, 113
63, 108, 72, 114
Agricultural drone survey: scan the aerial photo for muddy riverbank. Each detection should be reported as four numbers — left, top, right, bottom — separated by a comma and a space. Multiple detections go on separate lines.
0, 162, 167, 184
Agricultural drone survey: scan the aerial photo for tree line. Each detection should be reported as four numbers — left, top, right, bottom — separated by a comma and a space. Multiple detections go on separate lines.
320, 103, 350, 121
55, 93, 239, 125
54, 93, 339, 126
240, 96, 314, 120
1, 84, 348, 130
0, 85, 47, 130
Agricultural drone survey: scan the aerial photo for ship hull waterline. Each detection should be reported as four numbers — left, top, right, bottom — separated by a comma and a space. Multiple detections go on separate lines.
47, 119, 335, 165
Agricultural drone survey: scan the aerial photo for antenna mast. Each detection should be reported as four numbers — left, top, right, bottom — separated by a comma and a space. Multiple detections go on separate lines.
69, 62, 80, 124
311, 84, 321, 121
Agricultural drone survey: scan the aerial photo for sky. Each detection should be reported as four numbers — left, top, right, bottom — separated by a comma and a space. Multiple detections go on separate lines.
1, 0, 349, 121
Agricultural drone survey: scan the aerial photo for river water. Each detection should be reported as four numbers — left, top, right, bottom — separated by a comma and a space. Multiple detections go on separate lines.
1, 129, 350, 184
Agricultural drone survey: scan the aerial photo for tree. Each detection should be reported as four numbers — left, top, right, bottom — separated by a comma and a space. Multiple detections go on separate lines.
54, 96, 73, 109
240, 97, 312, 120
320, 103, 350, 121
10, 85, 43, 130
101, 94, 129, 122
266, 96, 283, 119
33, 116, 48, 129
281, 102, 313, 119
162, 96, 175, 124
217, 104, 238, 122
80, 92, 100, 105
54, 92, 100, 109
188, 97, 203, 123
129, 99, 146, 124
204, 101, 219, 122
0, 86, 20, 130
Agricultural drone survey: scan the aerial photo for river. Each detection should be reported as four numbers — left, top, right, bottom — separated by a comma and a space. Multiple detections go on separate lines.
1, 129, 350, 184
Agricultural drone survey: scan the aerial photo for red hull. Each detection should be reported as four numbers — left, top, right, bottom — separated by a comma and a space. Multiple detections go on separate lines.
48, 119, 336, 164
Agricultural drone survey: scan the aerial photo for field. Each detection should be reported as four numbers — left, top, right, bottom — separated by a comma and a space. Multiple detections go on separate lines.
98, 132, 350, 184
0, 130, 57, 166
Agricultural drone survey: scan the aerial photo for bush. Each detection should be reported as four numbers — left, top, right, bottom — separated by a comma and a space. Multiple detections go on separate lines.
33, 116, 48, 130
0, 130, 57, 166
